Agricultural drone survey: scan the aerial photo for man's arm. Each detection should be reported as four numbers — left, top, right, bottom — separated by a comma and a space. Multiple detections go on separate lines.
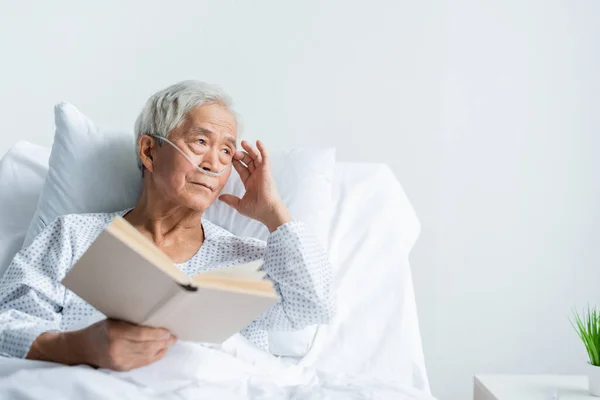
249, 218, 335, 331
0, 217, 70, 358
218, 140, 335, 340
27, 319, 176, 371
0, 216, 175, 370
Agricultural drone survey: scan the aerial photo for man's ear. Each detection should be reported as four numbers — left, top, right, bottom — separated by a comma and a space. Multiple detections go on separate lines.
138, 134, 155, 173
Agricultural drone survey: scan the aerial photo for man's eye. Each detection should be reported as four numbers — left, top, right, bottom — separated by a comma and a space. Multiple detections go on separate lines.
198, 139, 206, 145
222, 148, 231, 155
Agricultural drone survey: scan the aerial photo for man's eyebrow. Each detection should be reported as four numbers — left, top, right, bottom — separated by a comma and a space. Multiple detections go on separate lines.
191, 127, 237, 147
225, 136, 237, 148
191, 127, 214, 135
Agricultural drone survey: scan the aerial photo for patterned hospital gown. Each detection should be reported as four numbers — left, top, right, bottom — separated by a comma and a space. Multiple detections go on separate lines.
0, 210, 334, 358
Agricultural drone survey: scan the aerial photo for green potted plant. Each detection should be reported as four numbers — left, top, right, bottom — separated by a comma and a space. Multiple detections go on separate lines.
572, 306, 600, 396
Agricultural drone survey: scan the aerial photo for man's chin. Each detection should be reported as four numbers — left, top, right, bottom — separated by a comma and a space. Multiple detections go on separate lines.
180, 195, 214, 213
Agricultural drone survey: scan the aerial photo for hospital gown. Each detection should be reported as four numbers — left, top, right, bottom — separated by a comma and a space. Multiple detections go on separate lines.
0, 210, 334, 358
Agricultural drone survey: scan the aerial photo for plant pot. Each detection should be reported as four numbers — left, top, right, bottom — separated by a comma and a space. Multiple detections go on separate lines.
589, 363, 600, 396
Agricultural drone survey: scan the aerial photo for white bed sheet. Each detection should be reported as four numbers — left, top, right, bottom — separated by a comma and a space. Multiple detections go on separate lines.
0, 160, 432, 398
0, 339, 433, 399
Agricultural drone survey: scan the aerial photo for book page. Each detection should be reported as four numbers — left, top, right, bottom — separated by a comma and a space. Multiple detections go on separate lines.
143, 285, 279, 343
192, 274, 276, 295
62, 226, 183, 324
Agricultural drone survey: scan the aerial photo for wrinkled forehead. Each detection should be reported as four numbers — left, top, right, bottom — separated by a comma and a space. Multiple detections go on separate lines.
176, 104, 237, 142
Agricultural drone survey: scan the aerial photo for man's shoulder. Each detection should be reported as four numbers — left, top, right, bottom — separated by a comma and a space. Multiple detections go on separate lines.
51, 210, 127, 246
54, 210, 125, 230
19, 210, 128, 266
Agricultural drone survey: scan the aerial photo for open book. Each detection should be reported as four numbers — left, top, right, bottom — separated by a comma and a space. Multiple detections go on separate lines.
62, 216, 279, 343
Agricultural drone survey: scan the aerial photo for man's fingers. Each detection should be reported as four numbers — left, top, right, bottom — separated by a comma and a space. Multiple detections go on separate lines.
241, 140, 262, 163
236, 150, 254, 168
149, 336, 175, 359
110, 320, 172, 342
128, 346, 169, 370
233, 150, 246, 161
155, 347, 168, 360
256, 140, 269, 163
232, 159, 250, 181
129, 338, 169, 356
137, 346, 169, 369
119, 334, 175, 364
219, 194, 241, 211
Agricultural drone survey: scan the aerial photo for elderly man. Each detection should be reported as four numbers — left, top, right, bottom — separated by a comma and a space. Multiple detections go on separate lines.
0, 81, 334, 371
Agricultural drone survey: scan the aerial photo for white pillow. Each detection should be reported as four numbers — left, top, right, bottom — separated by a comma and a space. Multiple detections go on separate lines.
23, 103, 143, 247
0, 142, 51, 277
24, 102, 336, 356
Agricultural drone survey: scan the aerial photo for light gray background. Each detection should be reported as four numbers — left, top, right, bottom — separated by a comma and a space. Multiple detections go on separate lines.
1, 1, 599, 399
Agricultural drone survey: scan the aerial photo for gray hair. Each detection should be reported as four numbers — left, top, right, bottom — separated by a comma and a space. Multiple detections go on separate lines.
134, 80, 238, 170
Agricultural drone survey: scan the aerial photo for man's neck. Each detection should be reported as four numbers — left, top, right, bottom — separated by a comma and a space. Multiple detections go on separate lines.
125, 188, 205, 247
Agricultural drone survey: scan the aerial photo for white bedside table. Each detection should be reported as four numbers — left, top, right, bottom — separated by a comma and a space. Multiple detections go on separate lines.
474, 375, 594, 400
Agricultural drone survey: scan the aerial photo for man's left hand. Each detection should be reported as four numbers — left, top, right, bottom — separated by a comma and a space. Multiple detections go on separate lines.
219, 140, 292, 232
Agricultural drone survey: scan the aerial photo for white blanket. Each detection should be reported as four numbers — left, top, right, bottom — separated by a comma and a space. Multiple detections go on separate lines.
0, 338, 434, 399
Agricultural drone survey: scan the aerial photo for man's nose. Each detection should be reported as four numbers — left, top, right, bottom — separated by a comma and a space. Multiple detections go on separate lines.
199, 147, 220, 171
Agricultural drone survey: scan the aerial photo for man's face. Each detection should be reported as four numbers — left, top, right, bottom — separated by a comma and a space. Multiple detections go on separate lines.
149, 104, 237, 211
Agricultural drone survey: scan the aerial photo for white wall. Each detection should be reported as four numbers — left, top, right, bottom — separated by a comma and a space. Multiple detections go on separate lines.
1, 1, 599, 398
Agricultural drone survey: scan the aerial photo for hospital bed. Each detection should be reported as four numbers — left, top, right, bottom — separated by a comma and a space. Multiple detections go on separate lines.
0, 140, 433, 399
